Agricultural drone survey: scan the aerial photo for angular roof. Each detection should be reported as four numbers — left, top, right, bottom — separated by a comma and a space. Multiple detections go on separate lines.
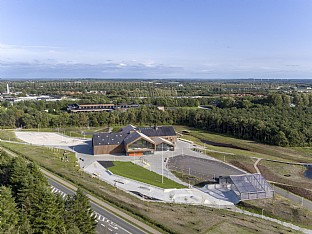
119, 124, 136, 133
123, 131, 155, 145
123, 131, 141, 145
79, 103, 114, 107
93, 125, 176, 147
93, 132, 128, 146
229, 174, 274, 195
137, 126, 176, 137
153, 137, 174, 146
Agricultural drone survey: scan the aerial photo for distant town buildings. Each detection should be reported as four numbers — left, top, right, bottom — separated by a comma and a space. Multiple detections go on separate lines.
67, 103, 140, 113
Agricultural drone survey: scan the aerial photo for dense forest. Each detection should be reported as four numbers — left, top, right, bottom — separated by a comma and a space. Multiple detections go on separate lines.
0, 151, 97, 234
3, 79, 308, 96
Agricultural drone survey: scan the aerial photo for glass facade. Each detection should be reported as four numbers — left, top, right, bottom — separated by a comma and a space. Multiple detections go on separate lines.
128, 139, 154, 150
156, 143, 174, 151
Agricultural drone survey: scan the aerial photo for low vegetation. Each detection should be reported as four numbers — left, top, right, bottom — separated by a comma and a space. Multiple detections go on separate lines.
238, 194, 312, 229
0, 130, 20, 142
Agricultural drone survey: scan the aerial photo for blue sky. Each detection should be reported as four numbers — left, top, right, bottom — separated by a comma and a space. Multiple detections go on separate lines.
0, 0, 312, 79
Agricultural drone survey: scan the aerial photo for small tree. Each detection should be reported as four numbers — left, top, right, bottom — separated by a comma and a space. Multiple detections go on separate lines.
65, 188, 97, 234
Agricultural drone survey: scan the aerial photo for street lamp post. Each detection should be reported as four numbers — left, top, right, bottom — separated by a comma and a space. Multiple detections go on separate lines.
162, 144, 164, 184
188, 168, 191, 188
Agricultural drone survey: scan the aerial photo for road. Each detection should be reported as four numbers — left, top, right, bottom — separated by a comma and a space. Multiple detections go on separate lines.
48, 178, 146, 234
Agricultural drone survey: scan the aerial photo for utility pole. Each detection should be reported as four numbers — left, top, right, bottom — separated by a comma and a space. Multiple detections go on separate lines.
162, 144, 164, 184
188, 168, 191, 188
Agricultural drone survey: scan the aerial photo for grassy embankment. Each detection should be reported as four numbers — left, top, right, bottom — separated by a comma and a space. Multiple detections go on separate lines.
175, 125, 312, 177
174, 126, 312, 221
238, 194, 312, 228
107, 161, 185, 189
0, 130, 21, 142
174, 125, 312, 178
0, 133, 306, 233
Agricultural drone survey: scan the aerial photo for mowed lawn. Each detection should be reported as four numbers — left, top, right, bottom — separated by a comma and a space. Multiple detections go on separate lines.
108, 161, 186, 189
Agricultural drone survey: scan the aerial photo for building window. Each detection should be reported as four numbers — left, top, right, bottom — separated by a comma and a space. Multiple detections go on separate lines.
128, 139, 154, 150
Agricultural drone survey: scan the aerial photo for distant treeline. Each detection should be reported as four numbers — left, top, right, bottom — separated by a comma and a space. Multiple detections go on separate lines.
0, 151, 96, 233
1, 93, 312, 147
2, 79, 283, 96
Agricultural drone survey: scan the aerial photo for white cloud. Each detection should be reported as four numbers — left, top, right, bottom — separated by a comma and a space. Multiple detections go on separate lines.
1, 43, 312, 79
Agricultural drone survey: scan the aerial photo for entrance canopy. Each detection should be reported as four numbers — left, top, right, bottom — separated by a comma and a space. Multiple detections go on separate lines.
154, 137, 175, 151
227, 174, 274, 200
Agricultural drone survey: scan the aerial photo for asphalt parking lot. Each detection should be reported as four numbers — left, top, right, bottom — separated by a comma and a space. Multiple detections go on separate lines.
167, 155, 243, 181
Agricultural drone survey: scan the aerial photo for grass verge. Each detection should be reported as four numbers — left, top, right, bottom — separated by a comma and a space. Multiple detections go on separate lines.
0, 130, 20, 141
238, 194, 312, 229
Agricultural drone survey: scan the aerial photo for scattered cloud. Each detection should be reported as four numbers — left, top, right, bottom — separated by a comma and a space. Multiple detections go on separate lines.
0, 60, 187, 79
1, 42, 312, 79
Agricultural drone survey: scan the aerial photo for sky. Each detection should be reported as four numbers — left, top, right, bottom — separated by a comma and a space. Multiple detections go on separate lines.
0, 0, 312, 79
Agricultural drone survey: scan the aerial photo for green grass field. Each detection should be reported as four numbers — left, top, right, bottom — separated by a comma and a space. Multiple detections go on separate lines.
0, 142, 78, 171
108, 161, 186, 189
0, 130, 20, 142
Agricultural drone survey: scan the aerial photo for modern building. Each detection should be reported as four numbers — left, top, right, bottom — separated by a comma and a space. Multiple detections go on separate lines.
92, 125, 177, 156
67, 103, 139, 113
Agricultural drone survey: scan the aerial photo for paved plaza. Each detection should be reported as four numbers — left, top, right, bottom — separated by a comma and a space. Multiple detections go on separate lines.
84, 161, 237, 206
15, 131, 87, 146
167, 155, 243, 181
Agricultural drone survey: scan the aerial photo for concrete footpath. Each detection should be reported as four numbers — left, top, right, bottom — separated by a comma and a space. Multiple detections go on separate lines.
84, 161, 236, 206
